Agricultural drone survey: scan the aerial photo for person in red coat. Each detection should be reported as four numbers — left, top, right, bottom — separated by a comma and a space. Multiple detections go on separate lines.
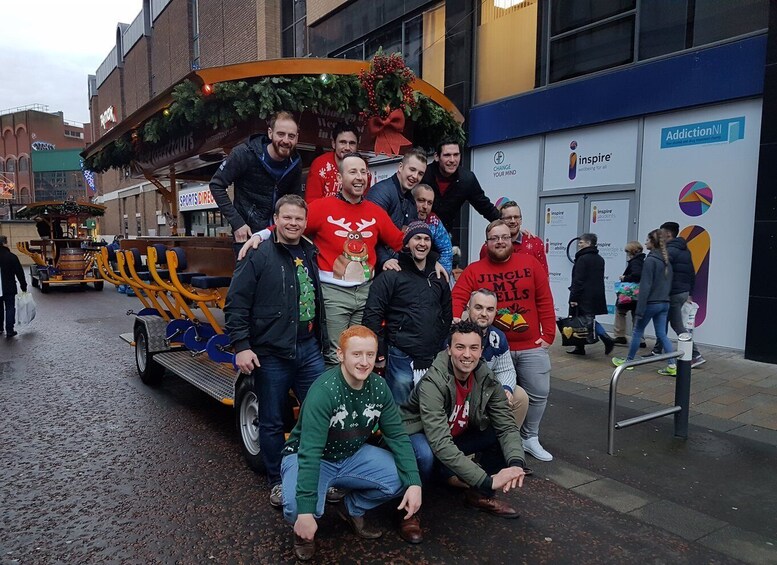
452, 220, 556, 462
305, 123, 372, 203
478, 200, 548, 273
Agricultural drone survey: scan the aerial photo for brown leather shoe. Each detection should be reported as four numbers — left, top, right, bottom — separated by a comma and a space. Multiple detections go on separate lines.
464, 489, 520, 519
293, 534, 315, 561
398, 514, 423, 544
334, 505, 384, 539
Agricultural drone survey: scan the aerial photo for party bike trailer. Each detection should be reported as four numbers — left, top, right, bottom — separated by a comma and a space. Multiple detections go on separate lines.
81, 54, 464, 472
15, 200, 107, 293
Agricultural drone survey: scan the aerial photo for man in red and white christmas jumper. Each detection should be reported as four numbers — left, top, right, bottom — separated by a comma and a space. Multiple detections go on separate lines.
452, 220, 556, 462
305, 123, 372, 203
242, 152, 404, 365
478, 199, 548, 273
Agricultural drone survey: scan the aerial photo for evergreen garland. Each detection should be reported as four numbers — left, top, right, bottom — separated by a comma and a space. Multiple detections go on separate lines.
85, 54, 465, 174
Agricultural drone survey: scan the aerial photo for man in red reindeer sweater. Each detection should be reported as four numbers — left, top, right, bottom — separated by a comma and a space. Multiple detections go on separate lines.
242, 153, 404, 365
452, 220, 556, 462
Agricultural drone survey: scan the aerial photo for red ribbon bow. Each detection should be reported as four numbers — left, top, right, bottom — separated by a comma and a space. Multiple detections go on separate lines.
367, 109, 411, 156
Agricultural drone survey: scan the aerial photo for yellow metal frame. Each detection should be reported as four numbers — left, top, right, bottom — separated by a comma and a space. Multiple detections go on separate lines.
165, 249, 226, 334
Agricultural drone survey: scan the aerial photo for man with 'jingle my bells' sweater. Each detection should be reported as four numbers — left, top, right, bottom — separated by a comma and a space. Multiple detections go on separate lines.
279, 325, 423, 561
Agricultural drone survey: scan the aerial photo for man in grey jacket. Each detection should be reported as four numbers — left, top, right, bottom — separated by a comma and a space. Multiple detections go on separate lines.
401, 320, 527, 518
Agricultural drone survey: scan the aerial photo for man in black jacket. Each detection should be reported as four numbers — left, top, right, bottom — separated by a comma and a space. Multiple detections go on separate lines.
0, 235, 28, 338
210, 111, 302, 247
568, 233, 615, 355
420, 139, 500, 245
363, 221, 452, 405
225, 195, 327, 508
652, 222, 705, 366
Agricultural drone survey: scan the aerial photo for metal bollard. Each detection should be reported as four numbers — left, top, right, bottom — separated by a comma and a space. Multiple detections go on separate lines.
673, 333, 693, 439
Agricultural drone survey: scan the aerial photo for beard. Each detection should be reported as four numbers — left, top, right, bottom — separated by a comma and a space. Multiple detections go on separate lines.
487, 246, 512, 262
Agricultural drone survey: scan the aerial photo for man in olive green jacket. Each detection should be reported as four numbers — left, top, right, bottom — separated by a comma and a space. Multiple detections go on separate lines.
401, 320, 527, 518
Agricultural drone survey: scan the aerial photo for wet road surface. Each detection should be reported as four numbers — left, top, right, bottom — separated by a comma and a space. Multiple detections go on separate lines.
0, 286, 743, 563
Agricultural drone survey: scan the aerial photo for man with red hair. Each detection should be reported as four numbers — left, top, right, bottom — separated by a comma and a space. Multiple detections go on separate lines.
280, 325, 423, 560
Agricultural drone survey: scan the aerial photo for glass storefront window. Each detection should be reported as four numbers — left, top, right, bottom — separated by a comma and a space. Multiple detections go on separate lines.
550, 15, 635, 82
475, 0, 539, 104
638, 0, 688, 60
692, 0, 768, 46
551, 0, 635, 36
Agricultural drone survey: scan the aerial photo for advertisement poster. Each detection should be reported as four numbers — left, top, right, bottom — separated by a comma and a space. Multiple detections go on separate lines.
543, 120, 638, 190
639, 99, 762, 348
542, 201, 580, 317
587, 199, 631, 324
470, 137, 542, 260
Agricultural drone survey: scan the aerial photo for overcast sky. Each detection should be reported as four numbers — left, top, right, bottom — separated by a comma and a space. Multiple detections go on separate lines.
0, 1, 143, 124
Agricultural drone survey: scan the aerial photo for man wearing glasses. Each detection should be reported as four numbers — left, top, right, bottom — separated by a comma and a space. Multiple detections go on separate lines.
451, 220, 556, 463
478, 200, 548, 273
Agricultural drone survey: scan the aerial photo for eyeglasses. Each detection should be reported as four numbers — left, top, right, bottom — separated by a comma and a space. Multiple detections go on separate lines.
487, 235, 513, 242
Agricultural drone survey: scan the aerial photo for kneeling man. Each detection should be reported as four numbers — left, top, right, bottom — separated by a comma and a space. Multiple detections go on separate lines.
280, 325, 423, 561
402, 321, 527, 518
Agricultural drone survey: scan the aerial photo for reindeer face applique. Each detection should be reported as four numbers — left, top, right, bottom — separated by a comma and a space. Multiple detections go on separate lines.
327, 215, 377, 282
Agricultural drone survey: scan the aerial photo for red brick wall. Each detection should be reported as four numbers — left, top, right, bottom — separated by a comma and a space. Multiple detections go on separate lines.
200, 0, 258, 67
95, 70, 124, 138
150, 0, 192, 96
123, 38, 152, 116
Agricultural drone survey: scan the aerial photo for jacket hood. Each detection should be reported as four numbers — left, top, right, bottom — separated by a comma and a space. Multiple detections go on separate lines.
646, 249, 669, 265
666, 237, 688, 251
628, 253, 646, 263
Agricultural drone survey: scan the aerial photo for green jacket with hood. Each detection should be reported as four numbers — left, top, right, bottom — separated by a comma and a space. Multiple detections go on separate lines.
401, 350, 526, 490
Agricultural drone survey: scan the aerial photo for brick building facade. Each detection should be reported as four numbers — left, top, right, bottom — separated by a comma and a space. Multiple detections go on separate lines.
0, 105, 88, 218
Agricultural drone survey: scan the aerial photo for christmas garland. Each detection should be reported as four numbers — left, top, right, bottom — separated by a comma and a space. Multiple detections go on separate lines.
85, 52, 465, 173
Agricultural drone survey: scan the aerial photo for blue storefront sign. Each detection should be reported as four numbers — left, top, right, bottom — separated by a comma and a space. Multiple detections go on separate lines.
661, 116, 745, 149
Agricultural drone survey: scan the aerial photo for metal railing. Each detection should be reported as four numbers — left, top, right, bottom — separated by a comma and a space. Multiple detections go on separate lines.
608, 333, 694, 455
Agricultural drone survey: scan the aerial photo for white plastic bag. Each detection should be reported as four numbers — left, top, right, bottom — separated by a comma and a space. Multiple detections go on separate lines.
682, 301, 699, 332
15, 291, 36, 325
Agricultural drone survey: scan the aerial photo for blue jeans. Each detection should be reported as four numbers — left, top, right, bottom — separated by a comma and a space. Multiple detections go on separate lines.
594, 320, 607, 337
255, 335, 325, 485
410, 428, 507, 494
0, 295, 15, 333
626, 302, 675, 364
280, 444, 405, 522
385, 346, 415, 406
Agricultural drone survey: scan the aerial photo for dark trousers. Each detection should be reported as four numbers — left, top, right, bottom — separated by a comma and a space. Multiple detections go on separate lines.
410, 427, 507, 495
255, 335, 325, 485
0, 295, 15, 333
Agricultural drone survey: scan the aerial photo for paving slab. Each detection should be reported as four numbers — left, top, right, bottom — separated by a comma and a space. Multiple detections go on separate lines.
571, 478, 656, 513
698, 524, 777, 565
628, 499, 727, 541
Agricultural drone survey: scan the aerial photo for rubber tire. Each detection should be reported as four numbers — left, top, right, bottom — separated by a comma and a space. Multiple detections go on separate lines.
235, 375, 265, 473
93, 281, 104, 291
134, 325, 165, 386
40, 281, 49, 294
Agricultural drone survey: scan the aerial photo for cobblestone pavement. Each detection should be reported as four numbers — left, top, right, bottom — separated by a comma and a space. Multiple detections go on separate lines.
0, 286, 759, 564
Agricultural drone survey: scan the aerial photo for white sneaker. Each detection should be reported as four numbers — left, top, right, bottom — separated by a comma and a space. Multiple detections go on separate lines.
691, 355, 707, 368
523, 437, 553, 461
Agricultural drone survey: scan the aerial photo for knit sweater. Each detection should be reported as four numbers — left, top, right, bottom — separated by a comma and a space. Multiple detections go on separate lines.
452, 253, 556, 350
283, 366, 421, 514
478, 233, 549, 273
305, 196, 404, 287
304, 152, 372, 203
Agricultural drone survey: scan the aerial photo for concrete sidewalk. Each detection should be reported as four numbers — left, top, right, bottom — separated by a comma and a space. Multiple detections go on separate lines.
549, 338, 777, 440
534, 338, 777, 564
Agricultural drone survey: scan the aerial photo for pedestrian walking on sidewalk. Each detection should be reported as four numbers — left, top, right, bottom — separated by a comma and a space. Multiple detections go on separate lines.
613, 241, 646, 349
613, 229, 677, 376
0, 235, 28, 338
568, 233, 615, 356
650, 221, 706, 368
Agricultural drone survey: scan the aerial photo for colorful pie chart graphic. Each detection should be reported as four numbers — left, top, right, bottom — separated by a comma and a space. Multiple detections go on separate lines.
678, 181, 713, 217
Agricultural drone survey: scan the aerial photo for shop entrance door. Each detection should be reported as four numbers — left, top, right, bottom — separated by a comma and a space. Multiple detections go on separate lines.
540, 192, 636, 323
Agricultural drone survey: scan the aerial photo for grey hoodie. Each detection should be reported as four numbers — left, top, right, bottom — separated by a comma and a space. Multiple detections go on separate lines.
636, 250, 673, 318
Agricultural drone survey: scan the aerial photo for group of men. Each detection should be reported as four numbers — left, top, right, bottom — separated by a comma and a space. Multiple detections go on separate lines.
214, 112, 557, 560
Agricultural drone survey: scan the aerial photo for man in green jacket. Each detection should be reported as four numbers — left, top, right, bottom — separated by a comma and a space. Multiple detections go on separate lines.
280, 325, 423, 561
402, 320, 527, 518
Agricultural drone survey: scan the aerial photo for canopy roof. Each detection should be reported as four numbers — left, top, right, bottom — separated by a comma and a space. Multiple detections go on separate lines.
82, 58, 465, 181
17, 201, 107, 219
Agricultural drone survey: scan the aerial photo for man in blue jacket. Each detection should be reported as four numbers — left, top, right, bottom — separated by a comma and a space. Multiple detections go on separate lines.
210, 111, 302, 248
651, 222, 705, 367
225, 194, 327, 509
